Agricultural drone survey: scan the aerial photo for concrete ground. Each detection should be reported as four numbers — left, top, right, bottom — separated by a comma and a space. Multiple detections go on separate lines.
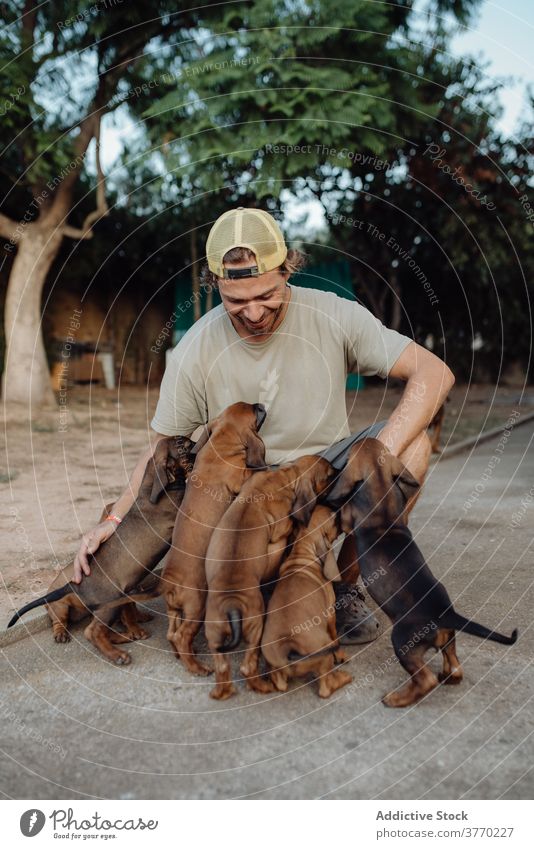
1, 420, 533, 800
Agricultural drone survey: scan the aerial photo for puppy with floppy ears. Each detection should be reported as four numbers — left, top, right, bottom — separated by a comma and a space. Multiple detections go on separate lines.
204, 455, 336, 700
262, 504, 352, 698
161, 402, 267, 676
8, 437, 195, 665
326, 438, 517, 707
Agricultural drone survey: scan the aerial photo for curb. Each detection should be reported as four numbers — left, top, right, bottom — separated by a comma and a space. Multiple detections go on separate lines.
433, 410, 534, 461
0, 610, 51, 648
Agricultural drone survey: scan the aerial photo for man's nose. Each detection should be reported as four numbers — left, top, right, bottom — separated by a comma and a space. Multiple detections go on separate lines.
242, 303, 264, 322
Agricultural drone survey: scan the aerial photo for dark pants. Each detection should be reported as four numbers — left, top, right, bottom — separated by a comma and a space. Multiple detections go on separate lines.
319, 420, 387, 470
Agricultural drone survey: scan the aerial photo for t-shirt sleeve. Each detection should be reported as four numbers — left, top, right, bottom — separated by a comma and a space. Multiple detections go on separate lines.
341, 299, 413, 379
150, 343, 207, 436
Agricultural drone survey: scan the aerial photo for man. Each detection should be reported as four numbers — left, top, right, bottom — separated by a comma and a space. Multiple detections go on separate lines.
74, 207, 454, 643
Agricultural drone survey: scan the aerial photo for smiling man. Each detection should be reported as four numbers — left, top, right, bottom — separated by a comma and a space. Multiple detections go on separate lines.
74, 207, 454, 644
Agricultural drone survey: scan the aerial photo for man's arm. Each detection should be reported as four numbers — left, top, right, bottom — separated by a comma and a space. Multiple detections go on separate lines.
377, 341, 455, 457
72, 430, 169, 583
111, 431, 169, 519
72, 331, 206, 583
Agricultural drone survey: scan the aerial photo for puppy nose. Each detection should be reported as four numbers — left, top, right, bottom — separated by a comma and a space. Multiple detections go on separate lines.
253, 403, 267, 430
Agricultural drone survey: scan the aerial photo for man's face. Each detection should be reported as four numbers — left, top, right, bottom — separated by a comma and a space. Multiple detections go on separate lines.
217, 261, 290, 342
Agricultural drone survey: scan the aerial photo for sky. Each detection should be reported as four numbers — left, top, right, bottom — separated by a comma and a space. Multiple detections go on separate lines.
450, 0, 533, 135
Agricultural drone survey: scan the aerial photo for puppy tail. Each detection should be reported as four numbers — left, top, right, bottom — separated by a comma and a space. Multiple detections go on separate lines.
444, 612, 518, 646
7, 584, 74, 628
219, 609, 242, 652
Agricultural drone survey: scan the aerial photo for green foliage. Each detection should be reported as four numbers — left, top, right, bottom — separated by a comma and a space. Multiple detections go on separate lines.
324, 56, 533, 381
2, 0, 531, 384
0, 1, 216, 193
142, 0, 442, 196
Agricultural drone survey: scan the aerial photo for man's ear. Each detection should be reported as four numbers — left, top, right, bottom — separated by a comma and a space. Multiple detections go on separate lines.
390, 455, 420, 503
149, 442, 171, 504
292, 477, 317, 526
245, 432, 266, 469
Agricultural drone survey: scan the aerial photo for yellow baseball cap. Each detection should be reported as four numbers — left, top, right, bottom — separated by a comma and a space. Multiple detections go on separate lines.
206, 207, 288, 278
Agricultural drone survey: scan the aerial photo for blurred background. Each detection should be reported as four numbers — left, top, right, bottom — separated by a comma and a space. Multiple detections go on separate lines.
0, 0, 532, 411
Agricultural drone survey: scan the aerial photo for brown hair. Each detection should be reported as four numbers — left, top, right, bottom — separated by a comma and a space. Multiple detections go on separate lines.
200, 246, 307, 289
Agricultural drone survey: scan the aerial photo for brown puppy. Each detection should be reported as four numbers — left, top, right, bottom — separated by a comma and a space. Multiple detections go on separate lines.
262, 505, 352, 698
204, 455, 335, 700
8, 437, 194, 664
45, 502, 132, 644
161, 402, 266, 676
326, 438, 517, 707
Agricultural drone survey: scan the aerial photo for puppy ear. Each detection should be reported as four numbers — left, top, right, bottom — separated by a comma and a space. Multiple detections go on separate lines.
292, 478, 317, 526
149, 441, 171, 504
169, 436, 195, 478
191, 423, 211, 455
326, 468, 362, 507
390, 455, 420, 503
245, 432, 266, 468
321, 548, 341, 582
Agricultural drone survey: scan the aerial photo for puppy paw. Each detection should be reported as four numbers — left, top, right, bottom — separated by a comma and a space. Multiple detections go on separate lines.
123, 626, 149, 641
270, 672, 289, 692
438, 670, 463, 685
382, 691, 404, 708
210, 683, 236, 700
246, 676, 276, 694
54, 631, 71, 643
318, 669, 352, 698
190, 662, 213, 676
181, 657, 213, 676
112, 651, 131, 665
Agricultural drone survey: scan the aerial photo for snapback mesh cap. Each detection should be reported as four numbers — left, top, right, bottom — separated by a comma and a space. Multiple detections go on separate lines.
206, 207, 288, 278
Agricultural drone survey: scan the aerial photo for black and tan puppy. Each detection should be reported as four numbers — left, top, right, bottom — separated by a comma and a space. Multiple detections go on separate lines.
326, 438, 518, 707
262, 505, 352, 698
8, 436, 194, 664
205, 455, 335, 700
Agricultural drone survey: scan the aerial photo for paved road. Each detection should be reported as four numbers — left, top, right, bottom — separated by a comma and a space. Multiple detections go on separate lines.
1, 420, 533, 800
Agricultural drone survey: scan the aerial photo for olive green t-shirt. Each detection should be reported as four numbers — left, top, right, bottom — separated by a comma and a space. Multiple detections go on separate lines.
151, 285, 412, 465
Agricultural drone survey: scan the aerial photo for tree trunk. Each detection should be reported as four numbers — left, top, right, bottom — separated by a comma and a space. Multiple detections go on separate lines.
2, 222, 64, 408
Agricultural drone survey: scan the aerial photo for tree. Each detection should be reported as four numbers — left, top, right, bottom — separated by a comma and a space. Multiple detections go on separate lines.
142, 0, 483, 197
324, 56, 533, 381
142, 0, 532, 382
2, 0, 503, 407
0, 0, 213, 407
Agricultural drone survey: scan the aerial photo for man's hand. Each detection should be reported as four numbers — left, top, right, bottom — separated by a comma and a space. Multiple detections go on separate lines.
73, 521, 117, 584
379, 341, 454, 458
71, 431, 170, 584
